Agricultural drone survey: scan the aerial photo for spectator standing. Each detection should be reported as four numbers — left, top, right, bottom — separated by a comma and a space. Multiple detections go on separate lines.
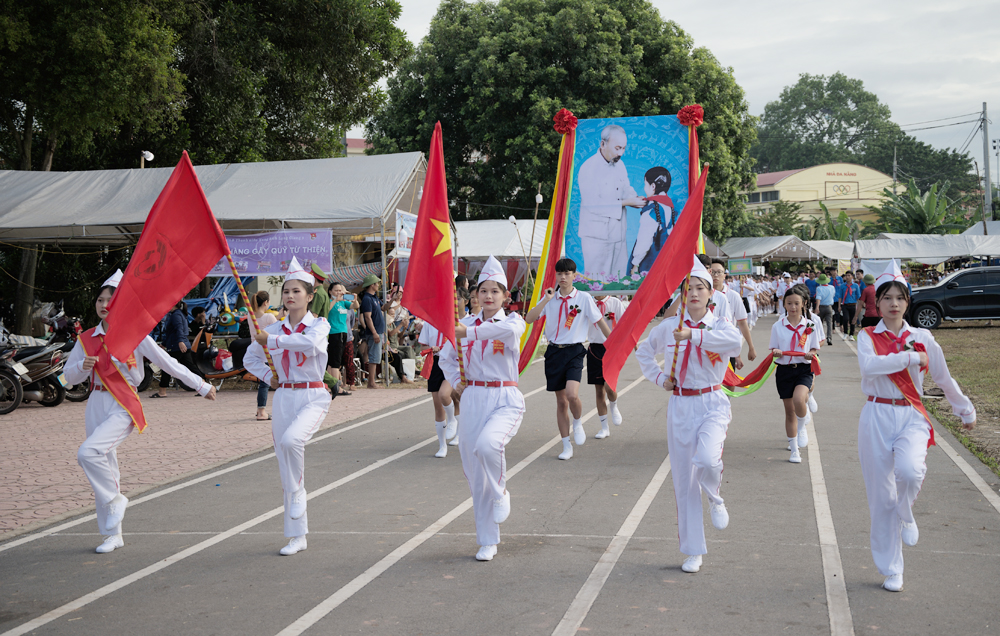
154, 301, 201, 397
308, 265, 329, 318
857, 274, 879, 328
327, 281, 359, 395
359, 274, 386, 389
840, 271, 862, 341
249, 291, 278, 420
815, 274, 836, 346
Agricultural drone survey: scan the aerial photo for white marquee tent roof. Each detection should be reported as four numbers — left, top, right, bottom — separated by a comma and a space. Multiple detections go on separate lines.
856, 233, 1000, 264
720, 235, 825, 261
0, 153, 426, 244
962, 220, 1000, 235
804, 240, 854, 261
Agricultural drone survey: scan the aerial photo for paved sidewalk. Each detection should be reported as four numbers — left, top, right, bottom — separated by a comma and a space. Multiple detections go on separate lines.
0, 386, 425, 538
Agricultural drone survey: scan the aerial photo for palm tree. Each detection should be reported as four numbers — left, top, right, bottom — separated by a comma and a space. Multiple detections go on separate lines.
801, 203, 860, 241
869, 179, 968, 234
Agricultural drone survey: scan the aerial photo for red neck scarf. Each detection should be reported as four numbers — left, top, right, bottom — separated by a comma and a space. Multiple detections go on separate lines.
280, 321, 308, 378
786, 319, 805, 352
554, 290, 575, 340
677, 319, 704, 387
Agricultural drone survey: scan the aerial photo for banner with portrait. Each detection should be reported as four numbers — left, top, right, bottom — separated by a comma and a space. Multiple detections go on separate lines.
565, 116, 691, 293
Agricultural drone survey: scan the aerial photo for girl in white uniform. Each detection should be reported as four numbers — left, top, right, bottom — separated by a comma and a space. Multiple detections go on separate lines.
635, 256, 742, 574
856, 260, 975, 592
769, 287, 821, 463
439, 256, 526, 561
245, 257, 333, 556
64, 270, 217, 553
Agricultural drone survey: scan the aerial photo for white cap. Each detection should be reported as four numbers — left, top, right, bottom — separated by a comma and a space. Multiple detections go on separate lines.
689, 254, 712, 286
782, 272, 791, 278
103, 269, 124, 288
284, 256, 313, 285
477, 255, 507, 288
874, 259, 906, 291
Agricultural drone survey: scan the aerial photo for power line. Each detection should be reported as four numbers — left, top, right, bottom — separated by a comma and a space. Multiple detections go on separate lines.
897, 112, 981, 127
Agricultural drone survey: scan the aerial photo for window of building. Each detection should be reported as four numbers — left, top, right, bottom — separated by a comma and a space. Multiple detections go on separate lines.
761, 190, 779, 202
747, 192, 760, 203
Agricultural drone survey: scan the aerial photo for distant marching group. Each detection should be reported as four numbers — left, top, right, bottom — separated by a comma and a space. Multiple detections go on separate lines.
66, 253, 974, 593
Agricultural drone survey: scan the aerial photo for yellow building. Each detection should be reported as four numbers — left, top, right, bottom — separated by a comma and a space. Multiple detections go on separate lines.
746, 163, 896, 223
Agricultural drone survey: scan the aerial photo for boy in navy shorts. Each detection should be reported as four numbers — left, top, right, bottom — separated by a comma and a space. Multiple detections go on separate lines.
526, 259, 611, 460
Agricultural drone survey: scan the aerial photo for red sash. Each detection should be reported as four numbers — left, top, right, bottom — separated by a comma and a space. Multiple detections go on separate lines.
81, 328, 149, 433
420, 348, 434, 380
864, 326, 935, 447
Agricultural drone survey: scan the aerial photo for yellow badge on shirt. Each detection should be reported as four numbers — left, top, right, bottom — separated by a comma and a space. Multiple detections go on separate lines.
493, 340, 505, 356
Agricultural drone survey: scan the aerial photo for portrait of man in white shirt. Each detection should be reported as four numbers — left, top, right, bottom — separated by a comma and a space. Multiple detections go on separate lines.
576, 124, 646, 282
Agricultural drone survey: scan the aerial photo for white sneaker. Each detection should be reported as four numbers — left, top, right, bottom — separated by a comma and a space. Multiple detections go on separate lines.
789, 446, 802, 463
901, 520, 919, 546
476, 544, 497, 561
709, 502, 729, 530
493, 491, 511, 524
95, 534, 124, 554
681, 555, 702, 573
434, 443, 448, 458
279, 536, 307, 556
289, 488, 307, 520
444, 417, 458, 440
594, 423, 610, 439
448, 433, 460, 446
808, 394, 818, 413
572, 421, 586, 446
610, 404, 623, 426
849, 335, 856, 342
798, 420, 809, 448
558, 440, 573, 460
105, 494, 128, 530
882, 574, 903, 592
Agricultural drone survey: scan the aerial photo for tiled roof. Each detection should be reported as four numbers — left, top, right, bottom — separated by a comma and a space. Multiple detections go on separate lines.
756, 168, 805, 187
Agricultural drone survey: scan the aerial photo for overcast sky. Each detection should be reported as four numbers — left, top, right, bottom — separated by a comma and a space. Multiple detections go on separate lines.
354, 0, 1000, 169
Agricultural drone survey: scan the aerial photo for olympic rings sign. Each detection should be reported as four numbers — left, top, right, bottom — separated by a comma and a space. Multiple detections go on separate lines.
832, 184, 852, 195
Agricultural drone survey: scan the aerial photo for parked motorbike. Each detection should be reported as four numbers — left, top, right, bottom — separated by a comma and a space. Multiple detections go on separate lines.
0, 349, 23, 415
43, 308, 89, 402
0, 319, 68, 413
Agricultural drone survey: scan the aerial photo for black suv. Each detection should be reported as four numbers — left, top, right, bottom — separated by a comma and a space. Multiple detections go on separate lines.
909, 266, 1000, 329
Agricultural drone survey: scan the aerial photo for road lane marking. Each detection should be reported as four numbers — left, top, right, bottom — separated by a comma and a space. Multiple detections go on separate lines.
552, 450, 671, 636
274, 376, 646, 636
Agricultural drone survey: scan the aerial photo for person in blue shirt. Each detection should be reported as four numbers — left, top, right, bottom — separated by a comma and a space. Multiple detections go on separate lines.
839, 271, 861, 340
154, 300, 202, 396
814, 274, 836, 346
855, 269, 867, 291
804, 272, 819, 306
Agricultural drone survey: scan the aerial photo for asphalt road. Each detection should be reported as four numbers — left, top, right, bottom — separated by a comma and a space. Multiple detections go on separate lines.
2, 314, 998, 636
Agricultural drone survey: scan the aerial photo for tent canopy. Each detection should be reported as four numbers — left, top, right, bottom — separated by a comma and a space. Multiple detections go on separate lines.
804, 240, 854, 261
856, 234, 1000, 263
961, 221, 1000, 236
0, 153, 426, 244
720, 236, 825, 261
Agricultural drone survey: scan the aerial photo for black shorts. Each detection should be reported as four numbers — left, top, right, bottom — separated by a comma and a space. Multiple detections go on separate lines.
327, 332, 347, 365
544, 343, 586, 392
587, 343, 606, 385
427, 355, 445, 393
775, 363, 813, 400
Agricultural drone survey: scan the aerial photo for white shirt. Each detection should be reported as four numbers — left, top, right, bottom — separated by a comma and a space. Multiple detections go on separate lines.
857, 320, 975, 424
245, 311, 330, 385
768, 314, 822, 365
720, 286, 747, 323
808, 311, 826, 341
417, 322, 447, 349
63, 323, 210, 396
439, 309, 525, 387
636, 310, 742, 389
589, 296, 626, 344
576, 151, 637, 239
540, 288, 603, 345
740, 278, 756, 299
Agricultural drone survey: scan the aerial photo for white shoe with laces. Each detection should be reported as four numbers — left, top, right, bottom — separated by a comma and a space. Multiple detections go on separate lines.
901, 520, 919, 546
279, 536, 307, 556
289, 488, 307, 520
610, 404, 623, 426
594, 423, 610, 439
709, 502, 729, 530
448, 432, 460, 447
808, 394, 818, 413
96, 534, 124, 554
558, 443, 574, 460
493, 491, 510, 524
789, 446, 802, 464
572, 422, 586, 446
798, 418, 810, 448
882, 574, 903, 592
476, 544, 497, 561
444, 417, 458, 440
105, 494, 128, 530
681, 555, 702, 573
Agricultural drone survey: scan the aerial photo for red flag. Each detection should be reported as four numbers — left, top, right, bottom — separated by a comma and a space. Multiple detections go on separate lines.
401, 122, 456, 346
104, 151, 230, 361
601, 166, 710, 392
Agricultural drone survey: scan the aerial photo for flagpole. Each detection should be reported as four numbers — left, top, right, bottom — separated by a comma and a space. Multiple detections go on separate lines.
224, 254, 277, 377
668, 276, 690, 385
454, 292, 466, 385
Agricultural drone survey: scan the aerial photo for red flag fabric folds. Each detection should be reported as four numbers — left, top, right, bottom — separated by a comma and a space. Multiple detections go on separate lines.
105, 151, 229, 361
601, 167, 709, 392
401, 122, 456, 347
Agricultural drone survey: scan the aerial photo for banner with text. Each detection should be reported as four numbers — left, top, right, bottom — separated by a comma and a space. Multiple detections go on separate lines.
209, 230, 333, 276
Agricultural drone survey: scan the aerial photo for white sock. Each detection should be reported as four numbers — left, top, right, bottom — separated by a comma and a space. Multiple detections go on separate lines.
572, 417, 582, 430
609, 399, 618, 410
435, 420, 448, 456
562, 436, 572, 450
599, 415, 609, 430
443, 401, 455, 422
788, 436, 799, 450
797, 415, 809, 430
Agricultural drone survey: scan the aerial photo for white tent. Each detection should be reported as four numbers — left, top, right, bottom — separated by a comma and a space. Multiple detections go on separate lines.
962, 220, 1000, 236
804, 240, 854, 261
0, 153, 426, 244
720, 235, 825, 261
855, 234, 1000, 264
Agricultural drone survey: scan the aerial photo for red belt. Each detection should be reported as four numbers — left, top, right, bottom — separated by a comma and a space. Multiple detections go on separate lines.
673, 385, 721, 396
868, 395, 910, 407
280, 382, 326, 390
469, 381, 518, 388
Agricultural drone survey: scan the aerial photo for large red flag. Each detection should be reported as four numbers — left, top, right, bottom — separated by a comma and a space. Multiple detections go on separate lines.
601, 166, 710, 392
104, 151, 230, 361
401, 122, 456, 346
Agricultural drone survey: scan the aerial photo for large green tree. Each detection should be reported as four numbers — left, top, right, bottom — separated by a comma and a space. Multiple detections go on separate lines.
366, 0, 757, 242
752, 72, 975, 191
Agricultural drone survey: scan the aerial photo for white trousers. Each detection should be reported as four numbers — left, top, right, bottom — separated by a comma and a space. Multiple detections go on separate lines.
667, 391, 731, 556
272, 387, 332, 537
77, 391, 135, 536
858, 403, 930, 576
581, 220, 628, 281
458, 386, 524, 547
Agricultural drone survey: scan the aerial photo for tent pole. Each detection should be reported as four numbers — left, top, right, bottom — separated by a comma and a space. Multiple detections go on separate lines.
381, 216, 389, 387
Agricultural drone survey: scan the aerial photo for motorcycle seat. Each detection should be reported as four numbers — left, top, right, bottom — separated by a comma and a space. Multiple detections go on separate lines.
13, 346, 50, 361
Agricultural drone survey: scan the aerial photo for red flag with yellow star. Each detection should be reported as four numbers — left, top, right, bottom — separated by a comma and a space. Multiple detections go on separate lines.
401, 122, 456, 347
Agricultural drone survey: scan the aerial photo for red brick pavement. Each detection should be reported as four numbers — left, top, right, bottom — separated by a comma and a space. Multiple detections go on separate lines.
0, 386, 425, 538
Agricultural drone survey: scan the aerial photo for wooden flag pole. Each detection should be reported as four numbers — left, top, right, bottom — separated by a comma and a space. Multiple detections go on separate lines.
225, 254, 277, 377
668, 275, 690, 385
455, 291, 467, 384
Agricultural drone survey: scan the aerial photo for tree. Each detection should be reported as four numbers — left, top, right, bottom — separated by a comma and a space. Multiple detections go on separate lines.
800, 202, 861, 241
366, 0, 758, 242
759, 200, 803, 236
866, 179, 968, 235
752, 73, 975, 191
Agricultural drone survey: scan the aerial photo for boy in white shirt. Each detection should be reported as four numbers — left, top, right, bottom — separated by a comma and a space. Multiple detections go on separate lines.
588, 294, 626, 439
525, 259, 612, 460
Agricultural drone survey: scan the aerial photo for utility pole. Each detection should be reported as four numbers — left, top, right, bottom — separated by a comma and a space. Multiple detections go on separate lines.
983, 103, 992, 221
892, 146, 897, 194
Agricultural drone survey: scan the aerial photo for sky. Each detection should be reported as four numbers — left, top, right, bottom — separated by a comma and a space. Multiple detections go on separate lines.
352, 0, 1000, 174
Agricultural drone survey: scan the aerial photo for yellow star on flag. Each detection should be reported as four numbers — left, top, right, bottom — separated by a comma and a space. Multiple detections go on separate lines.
431, 218, 451, 256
